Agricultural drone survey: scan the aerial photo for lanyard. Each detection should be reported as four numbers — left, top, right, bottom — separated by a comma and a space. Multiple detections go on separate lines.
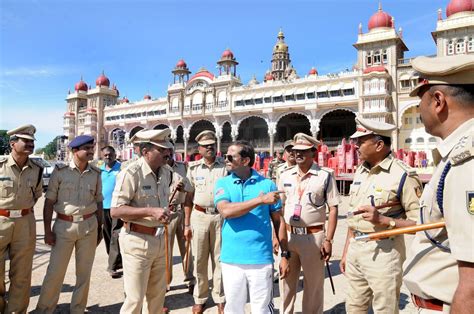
296, 171, 311, 204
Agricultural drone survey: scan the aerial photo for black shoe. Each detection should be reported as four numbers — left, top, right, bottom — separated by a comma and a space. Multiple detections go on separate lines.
109, 270, 122, 279
187, 284, 195, 295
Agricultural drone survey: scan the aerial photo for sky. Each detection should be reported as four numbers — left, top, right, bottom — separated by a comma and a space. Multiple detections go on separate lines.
0, 0, 448, 148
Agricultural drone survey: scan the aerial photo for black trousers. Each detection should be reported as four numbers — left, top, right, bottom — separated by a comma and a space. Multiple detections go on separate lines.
103, 209, 123, 272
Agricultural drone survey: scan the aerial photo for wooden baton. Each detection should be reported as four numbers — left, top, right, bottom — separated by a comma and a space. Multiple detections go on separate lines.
354, 221, 446, 241
346, 201, 401, 218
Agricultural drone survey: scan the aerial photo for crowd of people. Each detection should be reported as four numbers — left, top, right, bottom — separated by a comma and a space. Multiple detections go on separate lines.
0, 55, 472, 314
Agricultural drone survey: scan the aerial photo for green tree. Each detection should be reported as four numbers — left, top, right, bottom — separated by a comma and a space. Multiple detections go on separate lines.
0, 130, 10, 155
38, 136, 61, 159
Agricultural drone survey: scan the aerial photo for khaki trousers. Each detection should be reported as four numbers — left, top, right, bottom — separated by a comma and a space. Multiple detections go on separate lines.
167, 209, 195, 285
36, 216, 98, 314
280, 231, 325, 314
345, 236, 405, 314
191, 210, 225, 305
0, 213, 36, 314
119, 228, 166, 314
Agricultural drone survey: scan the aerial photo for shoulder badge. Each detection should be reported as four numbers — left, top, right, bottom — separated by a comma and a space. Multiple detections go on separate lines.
55, 163, 68, 170
450, 134, 473, 166
89, 164, 101, 173
281, 165, 295, 174
125, 160, 141, 175
29, 158, 44, 170
188, 160, 201, 168
395, 159, 417, 176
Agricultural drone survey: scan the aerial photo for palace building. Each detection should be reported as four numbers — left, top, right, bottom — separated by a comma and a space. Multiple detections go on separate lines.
62, 0, 474, 160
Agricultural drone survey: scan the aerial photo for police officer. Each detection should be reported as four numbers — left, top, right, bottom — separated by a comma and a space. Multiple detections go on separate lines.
165, 144, 195, 292
278, 133, 340, 314
36, 135, 103, 314
275, 140, 296, 186
111, 129, 173, 314
403, 55, 474, 312
268, 150, 284, 181
184, 130, 226, 314
0, 125, 43, 313
340, 117, 422, 313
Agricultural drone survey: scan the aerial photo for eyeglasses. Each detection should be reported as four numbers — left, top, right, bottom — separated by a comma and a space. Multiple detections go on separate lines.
224, 154, 239, 162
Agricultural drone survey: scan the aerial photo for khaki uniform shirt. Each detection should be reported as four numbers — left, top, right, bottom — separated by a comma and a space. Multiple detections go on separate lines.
0, 155, 43, 210
346, 154, 422, 233
45, 160, 103, 215
404, 118, 474, 304
168, 161, 193, 206
187, 158, 226, 208
268, 158, 284, 181
275, 162, 295, 187
112, 157, 171, 227
278, 163, 340, 227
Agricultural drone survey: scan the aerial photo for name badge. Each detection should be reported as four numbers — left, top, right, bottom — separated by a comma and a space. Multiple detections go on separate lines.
284, 183, 292, 187
196, 177, 205, 181
142, 185, 152, 190
292, 204, 302, 221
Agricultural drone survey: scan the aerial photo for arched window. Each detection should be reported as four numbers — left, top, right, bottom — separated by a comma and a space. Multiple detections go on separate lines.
405, 138, 412, 144
374, 50, 381, 64
456, 38, 466, 54
382, 49, 388, 63
367, 51, 373, 66
447, 40, 454, 55
429, 137, 437, 143
416, 137, 424, 143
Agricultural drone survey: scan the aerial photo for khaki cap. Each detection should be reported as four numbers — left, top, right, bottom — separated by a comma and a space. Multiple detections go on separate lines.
7, 124, 36, 140
283, 140, 294, 149
133, 129, 173, 149
409, 55, 474, 97
292, 133, 319, 150
195, 130, 216, 145
350, 116, 395, 139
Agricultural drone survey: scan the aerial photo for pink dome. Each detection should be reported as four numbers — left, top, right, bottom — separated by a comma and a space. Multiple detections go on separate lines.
265, 73, 273, 81
222, 49, 234, 59
368, 6, 393, 30
122, 97, 129, 103
96, 72, 110, 87
176, 59, 187, 68
189, 69, 215, 81
74, 79, 88, 92
144, 94, 151, 100
446, 0, 474, 17
308, 68, 318, 75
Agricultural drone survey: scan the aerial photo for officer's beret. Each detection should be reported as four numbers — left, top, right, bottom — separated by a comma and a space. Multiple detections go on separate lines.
283, 140, 294, 149
350, 116, 395, 139
292, 133, 320, 150
69, 135, 95, 149
133, 129, 173, 149
409, 54, 474, 97
195, 130, 216, 146
7, 124, 36, 140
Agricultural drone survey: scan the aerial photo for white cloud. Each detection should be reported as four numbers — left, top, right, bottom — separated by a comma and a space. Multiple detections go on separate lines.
1, 66, 60, 78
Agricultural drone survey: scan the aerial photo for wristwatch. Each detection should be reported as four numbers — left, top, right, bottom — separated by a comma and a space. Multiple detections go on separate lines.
325, 238, 334, 244
387, 218, 396, 229
281, 251, 291, 259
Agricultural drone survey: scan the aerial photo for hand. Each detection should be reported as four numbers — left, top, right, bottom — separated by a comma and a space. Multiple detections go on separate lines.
260, 191, 282, 205
272, 236, 279, 255
176, 181, 185, 192
184, 227, 193, 241
279, 257, 290, 279
150, 207, 170, 224
45, 229, 56, 246
359, 205, 385, 225
340, 254, 347, 275
320, 240, 332, 261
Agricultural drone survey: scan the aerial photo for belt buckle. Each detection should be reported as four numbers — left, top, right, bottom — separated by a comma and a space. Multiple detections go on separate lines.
9, 210, 22, 218
293, 227, 306, 235
155, 226, 164, 237
72, 216, 84, 223
206, 207, 217, 215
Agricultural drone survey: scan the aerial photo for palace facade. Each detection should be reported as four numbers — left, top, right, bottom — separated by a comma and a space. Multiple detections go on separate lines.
62, 0, 474, 160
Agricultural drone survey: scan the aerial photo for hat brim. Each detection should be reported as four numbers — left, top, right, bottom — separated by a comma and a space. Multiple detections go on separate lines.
350, 130, 373, 139
198, 139, 216, 146
292, 144, 314, 150
150, 141, 174, 149
16, 134, 36, 141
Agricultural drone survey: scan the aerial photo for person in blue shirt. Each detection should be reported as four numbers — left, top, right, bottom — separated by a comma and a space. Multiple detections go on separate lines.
214, 140, 289, 314
100, 146, 123, 278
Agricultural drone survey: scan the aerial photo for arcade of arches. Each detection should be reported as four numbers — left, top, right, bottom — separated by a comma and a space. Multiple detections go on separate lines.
108, 109, 358, 158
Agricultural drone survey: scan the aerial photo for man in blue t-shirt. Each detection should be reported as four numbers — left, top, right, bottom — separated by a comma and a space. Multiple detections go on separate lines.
214, 140, 289, 313
100, 146, 122, 278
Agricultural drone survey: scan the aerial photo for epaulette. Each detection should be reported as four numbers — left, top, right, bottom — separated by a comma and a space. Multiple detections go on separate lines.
394, 159, 417, 176
280, 165, 295, 174
55, 163, 68, 170
89, 164, 101, 173
124, 160, 141, 174
321, 167, 335, 175
188, 160, 201, 168
163, 164, 174, 173
450, 133, 473, 166
29, 158, 44, 170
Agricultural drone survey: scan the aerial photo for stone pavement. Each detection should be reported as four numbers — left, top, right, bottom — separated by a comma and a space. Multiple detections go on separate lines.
12, 195, 417, 313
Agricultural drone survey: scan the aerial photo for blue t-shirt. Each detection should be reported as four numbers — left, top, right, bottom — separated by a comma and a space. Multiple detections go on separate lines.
100, 161, 121, 209
214, 169, 281, 265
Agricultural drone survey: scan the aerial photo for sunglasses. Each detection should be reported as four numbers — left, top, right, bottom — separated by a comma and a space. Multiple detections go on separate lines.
224, 154, 239, 162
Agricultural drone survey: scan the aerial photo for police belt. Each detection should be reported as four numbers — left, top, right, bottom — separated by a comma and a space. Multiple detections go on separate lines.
411, 294, 444, 311
56, 211, 96, 223
0, 208, 32, 218
124, 222, 164, 236
286, 223, 323, 235
194, 204, 219, 215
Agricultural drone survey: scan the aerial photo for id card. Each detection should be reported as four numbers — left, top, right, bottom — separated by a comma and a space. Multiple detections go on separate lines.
292, 204, 302, 221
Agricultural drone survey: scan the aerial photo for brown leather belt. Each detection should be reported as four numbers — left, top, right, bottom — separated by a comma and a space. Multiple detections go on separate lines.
0, 208, 32, 218
412, 294, 444, 311
124, 222, 158, 236
194, 204, 218, 215
56, 212, 96, 222
286, 224, 323, 235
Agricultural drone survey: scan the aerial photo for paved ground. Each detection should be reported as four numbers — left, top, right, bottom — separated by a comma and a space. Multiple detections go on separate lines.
7, 195, 417, 313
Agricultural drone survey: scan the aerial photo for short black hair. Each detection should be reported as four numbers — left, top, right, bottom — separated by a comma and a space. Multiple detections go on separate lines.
443, 84, 474, 106
139, 142, 155, 155
373, 135, 392, 147
101, 145, 115, 153
9, 135, 19, 142
233, 140, 255, 167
